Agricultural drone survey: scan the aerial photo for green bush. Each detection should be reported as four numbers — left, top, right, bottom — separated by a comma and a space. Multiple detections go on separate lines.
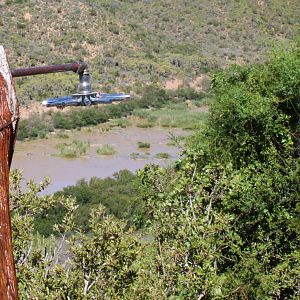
59, 170, 145, 230
96, 144, 117, 155
18, 116, 53, 140
135, 44, 300, 298
155, 152, 171, 159
208, 44, 300, 166
10, 170, 141, 299
137, 141, 150, 149
56, 140, 89, 158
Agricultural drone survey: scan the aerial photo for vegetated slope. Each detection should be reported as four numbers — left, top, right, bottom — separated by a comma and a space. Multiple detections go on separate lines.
0, 0, 299, 102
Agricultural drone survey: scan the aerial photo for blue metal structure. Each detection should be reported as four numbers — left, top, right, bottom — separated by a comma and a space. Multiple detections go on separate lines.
42, 92, 130, 107
41, 69, 130, 107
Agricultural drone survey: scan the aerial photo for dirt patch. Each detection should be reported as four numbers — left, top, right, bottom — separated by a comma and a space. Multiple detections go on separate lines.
23, 12, 32, 22
189, 74, 211, 92
19, 102, 70, 119
164, 76, 211, 92
164, 78, 184, 90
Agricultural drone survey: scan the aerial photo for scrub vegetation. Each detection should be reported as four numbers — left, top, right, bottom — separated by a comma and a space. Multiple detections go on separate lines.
155, 152, 171, 159
17, 86, 208, 140
34, 170, 144, 235
1, 0, 299, 104
109, 118, 131, 128
133, 102, 208, 130
137, 141, 151, 149
10, 45, 300, 299
96, 144, 117, 155
2, 0, 300, 298
56, 139, 89, 158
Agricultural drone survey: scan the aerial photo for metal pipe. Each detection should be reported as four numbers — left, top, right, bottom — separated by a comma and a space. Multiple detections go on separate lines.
11, 61, 88, 78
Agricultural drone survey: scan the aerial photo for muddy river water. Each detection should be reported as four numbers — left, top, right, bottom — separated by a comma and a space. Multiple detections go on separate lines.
12, 126, 188, 194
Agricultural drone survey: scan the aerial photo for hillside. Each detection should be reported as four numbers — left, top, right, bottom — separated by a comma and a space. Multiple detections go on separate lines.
0, 0, 299, 103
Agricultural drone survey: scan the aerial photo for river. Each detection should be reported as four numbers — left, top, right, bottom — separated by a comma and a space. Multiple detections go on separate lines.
11, 125, 188, 194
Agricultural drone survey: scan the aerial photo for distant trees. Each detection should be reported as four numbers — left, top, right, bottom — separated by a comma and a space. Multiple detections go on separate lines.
34, 170, 145, 236
18, 85, 197, 140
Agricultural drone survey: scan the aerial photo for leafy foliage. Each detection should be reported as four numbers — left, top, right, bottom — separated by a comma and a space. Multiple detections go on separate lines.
208, 43, 300, 166
56, 139, 90, 158
134, 44, 300, 298
10, 170, 141, 299
35, 170, 146, 235
10, 44, 300, 299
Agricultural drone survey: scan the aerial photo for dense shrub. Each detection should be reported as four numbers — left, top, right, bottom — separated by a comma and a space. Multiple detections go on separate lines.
135, 43, 300, 298
18, 116, 53, 140
208, 44, 300, 166
35, 170, 146, 235
10, 171, 141, 299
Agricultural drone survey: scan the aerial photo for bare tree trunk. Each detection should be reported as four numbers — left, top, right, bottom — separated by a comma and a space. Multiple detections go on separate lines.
0, 46, 19, 300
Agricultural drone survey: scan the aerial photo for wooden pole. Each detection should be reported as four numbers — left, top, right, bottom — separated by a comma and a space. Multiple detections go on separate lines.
0, 46, 19, 300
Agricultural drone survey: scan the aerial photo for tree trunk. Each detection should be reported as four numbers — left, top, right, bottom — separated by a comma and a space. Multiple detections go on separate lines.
0, 46, 19, 300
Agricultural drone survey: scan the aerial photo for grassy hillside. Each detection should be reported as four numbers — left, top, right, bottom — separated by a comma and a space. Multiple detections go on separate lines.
0, 0, 299, 102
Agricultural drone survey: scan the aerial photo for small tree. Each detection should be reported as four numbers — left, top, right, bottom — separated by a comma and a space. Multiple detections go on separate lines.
10, 170, 141, 299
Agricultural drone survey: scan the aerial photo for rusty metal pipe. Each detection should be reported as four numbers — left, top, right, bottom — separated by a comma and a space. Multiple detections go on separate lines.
11, 61, 87, 78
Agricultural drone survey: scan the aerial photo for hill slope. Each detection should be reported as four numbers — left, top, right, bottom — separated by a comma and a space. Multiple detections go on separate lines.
0, 0, 299, 102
